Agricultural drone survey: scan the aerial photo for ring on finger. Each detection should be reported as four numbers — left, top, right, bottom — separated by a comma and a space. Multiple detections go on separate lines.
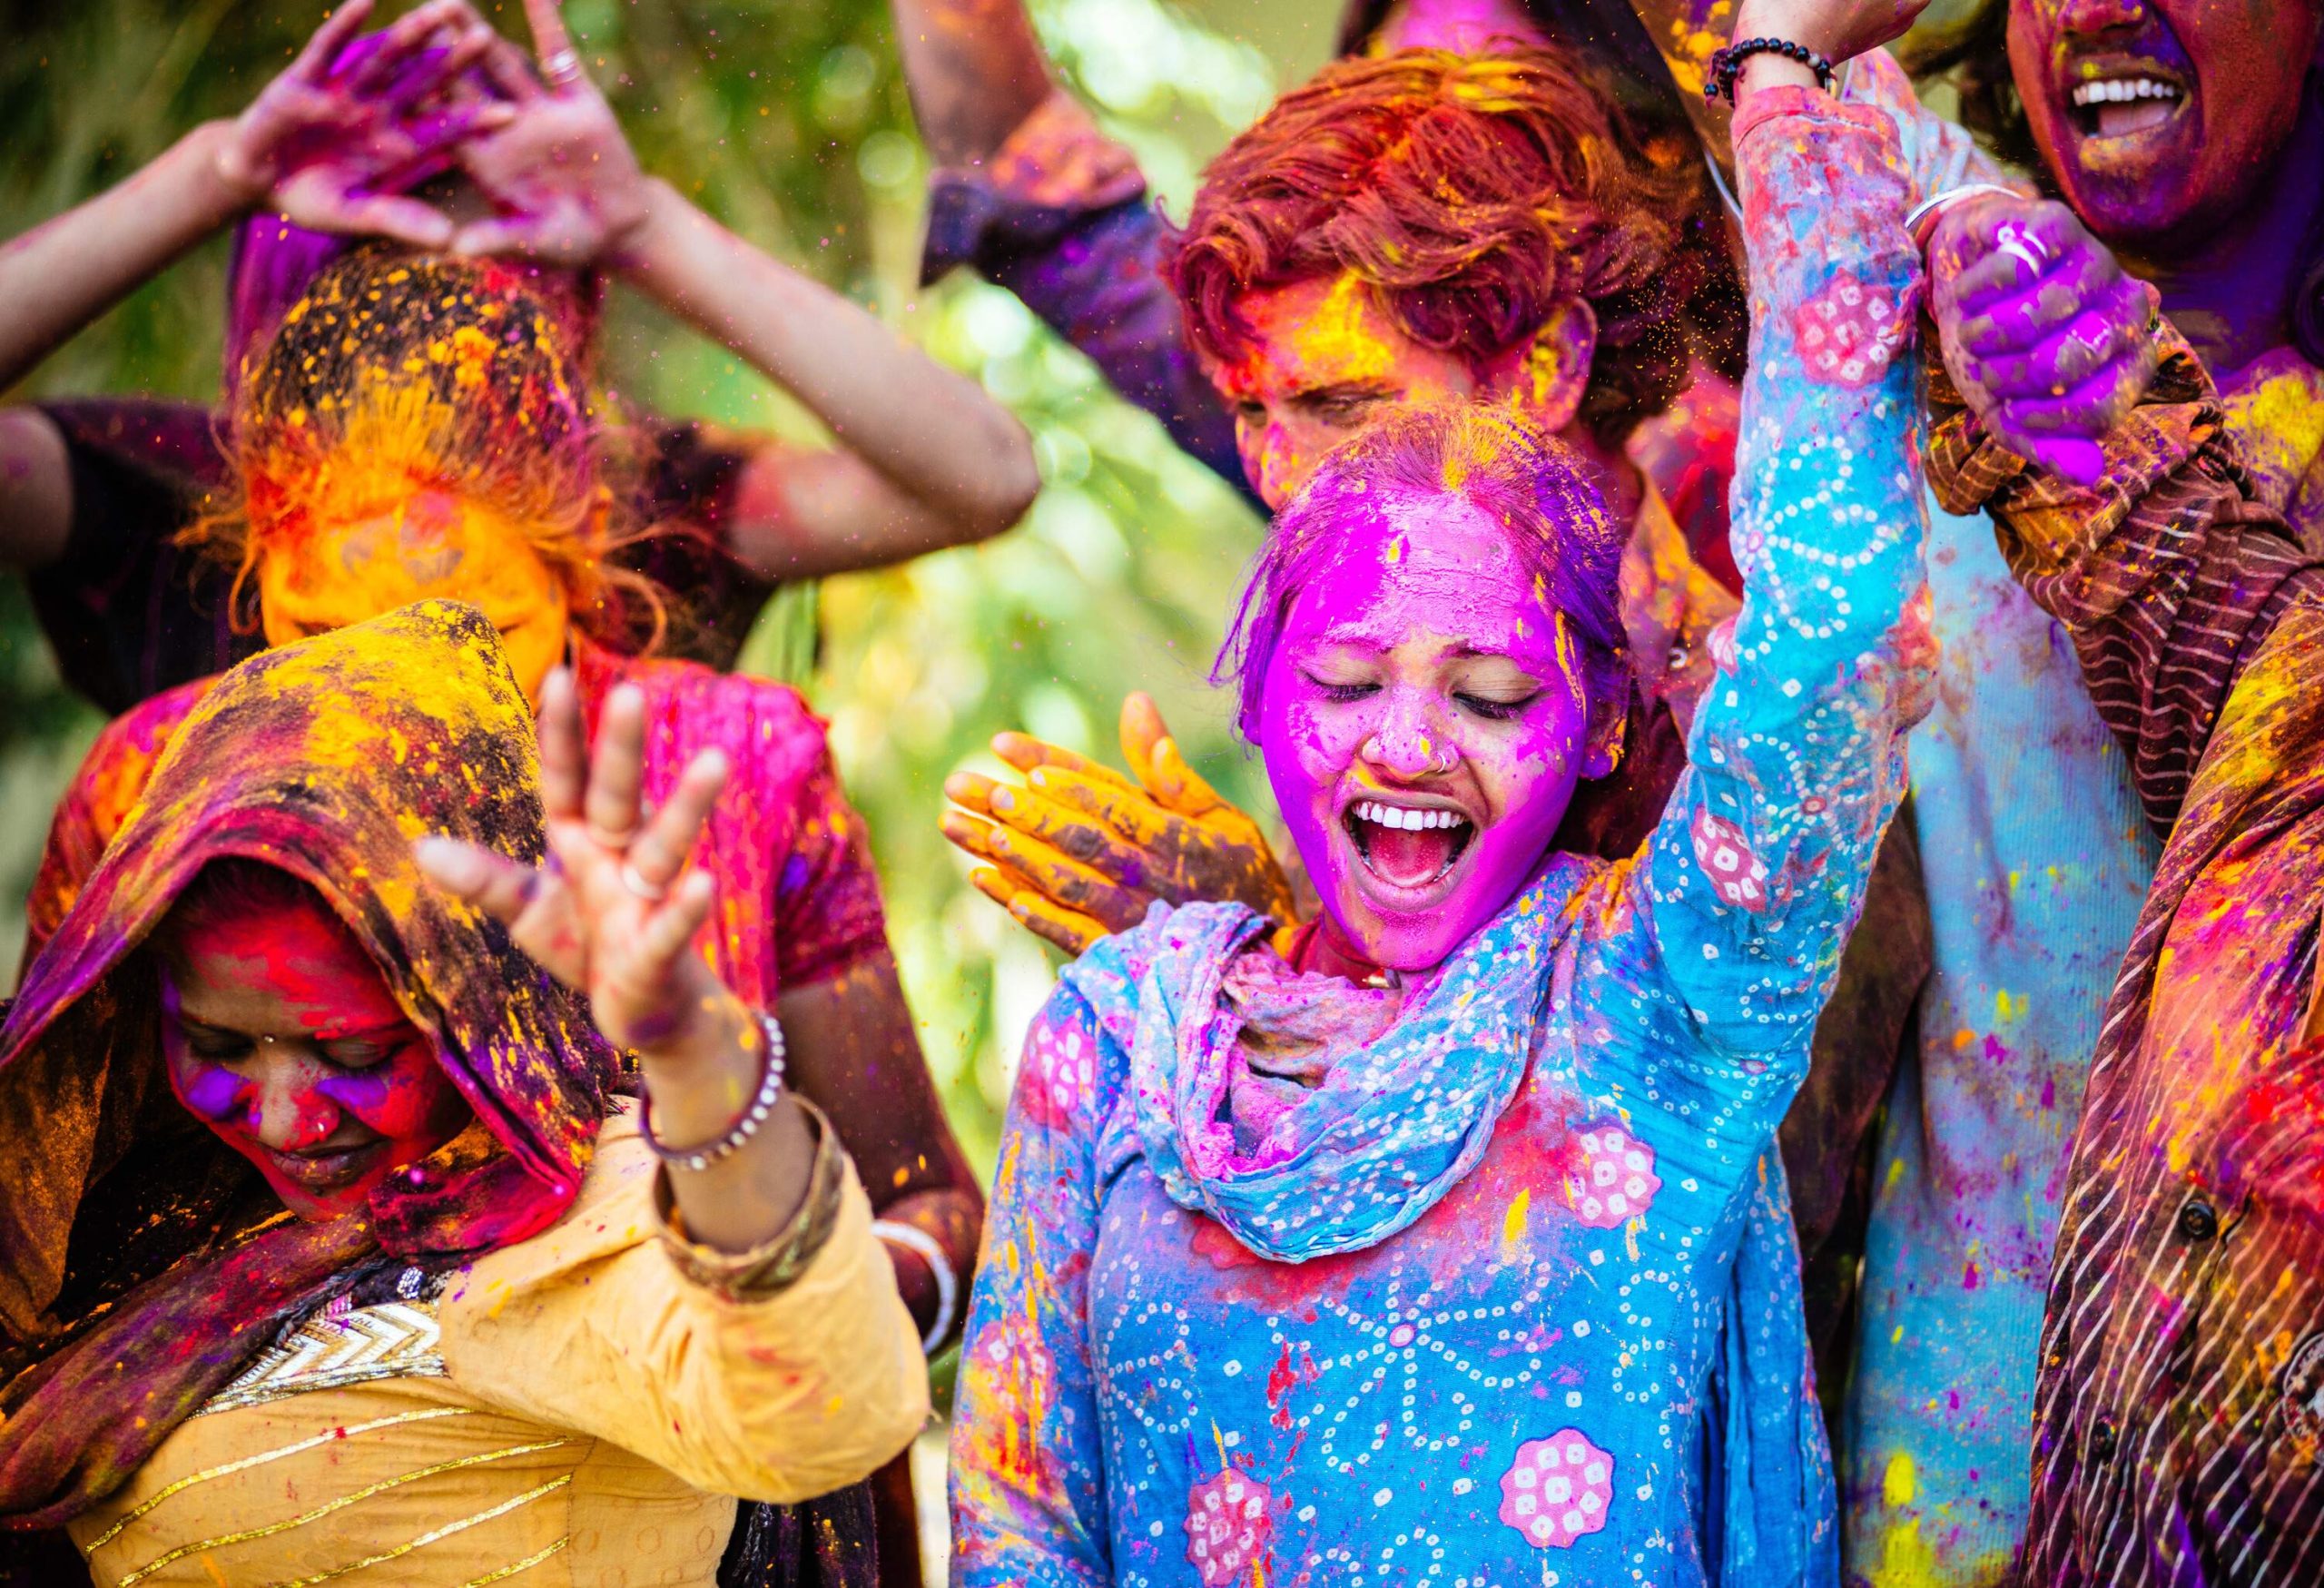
1996, 222, 2052, 275
543, 46, 583, 85
586, 818, 638, 851
619, 860, 669, 902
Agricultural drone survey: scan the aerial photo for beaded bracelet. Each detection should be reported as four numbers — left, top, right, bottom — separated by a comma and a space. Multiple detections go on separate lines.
642, 1008, 789, 1173
1704, 37, 1837, 104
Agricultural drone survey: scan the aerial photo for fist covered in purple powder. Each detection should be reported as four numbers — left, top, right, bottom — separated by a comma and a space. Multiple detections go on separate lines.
1927, 192, 2162, 486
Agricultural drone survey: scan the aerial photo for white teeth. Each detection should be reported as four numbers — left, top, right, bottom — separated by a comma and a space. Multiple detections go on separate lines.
2072, 77, 2180, 108
1353, 802, 1463, 831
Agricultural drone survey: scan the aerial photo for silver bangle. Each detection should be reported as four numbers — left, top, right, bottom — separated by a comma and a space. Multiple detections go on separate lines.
642, 1009, 788, 1173
872, 1218, 960, 1356
1905, 182, 2024, 234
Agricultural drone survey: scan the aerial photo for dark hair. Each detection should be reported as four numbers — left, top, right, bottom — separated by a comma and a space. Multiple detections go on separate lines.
160, 857, 329, 951
1214, 400, 1629, 739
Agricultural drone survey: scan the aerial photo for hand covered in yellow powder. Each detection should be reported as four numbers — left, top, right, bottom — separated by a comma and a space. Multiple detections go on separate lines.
942, 694, 1297, 956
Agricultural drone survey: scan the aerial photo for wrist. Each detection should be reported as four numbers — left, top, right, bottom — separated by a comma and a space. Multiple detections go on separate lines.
190, 121, 267, 222
632, 986, 756, 1078
605, 175, 682, 280
1730, 9, 1836, 58
1736, 53, 1823, 103
637, 997, 791, 1166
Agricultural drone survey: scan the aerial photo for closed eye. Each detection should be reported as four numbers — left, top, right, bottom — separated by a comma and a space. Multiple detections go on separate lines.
181, 1024, 254, 1062
1455, 691, 1539, 721
1302, 672, 1380, 704
320, 1040, 396, 1070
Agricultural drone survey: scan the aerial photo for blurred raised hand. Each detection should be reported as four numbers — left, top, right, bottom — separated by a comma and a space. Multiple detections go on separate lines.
1928, 192, 2160, 486
942, 694, 1297, 955
417, 669, 736, 1055
218, 0, 506, 249
419, 668, 822, 1251
1728, 0, 1931, 62
448, 0, 653, 265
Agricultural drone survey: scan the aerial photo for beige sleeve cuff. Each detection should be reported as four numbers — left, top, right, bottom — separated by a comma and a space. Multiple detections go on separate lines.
652, 1095, 849, 1301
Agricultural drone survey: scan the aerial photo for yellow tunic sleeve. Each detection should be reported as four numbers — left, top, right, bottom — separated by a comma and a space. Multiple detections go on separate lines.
436, 1107, 930, 1504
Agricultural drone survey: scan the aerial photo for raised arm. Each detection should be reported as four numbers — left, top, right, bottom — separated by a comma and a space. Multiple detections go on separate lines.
453, 0, 1039, 564
0, 0, 495, 567
890, 0, 1055, 167
1605, 33, 1932, 1090
888, 0, 1251, 495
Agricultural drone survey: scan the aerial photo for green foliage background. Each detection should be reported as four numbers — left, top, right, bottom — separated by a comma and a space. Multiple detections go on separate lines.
0, 0, 1305, 1172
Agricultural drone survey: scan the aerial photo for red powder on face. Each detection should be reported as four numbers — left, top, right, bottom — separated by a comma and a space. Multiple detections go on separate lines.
156, 876, 469, 1220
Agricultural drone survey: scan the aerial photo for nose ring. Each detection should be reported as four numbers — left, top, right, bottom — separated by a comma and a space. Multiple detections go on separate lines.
1364, 734, 1458, 774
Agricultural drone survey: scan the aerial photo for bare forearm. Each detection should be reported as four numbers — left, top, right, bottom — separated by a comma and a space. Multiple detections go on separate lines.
890, 0, 1055, 166
0, 122, 252, 392
618, 179, 1037, 542
644, 998, 817, 1253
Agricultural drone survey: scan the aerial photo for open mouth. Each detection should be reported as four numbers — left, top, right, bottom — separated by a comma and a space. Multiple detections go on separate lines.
2069, 72, 2187, 141
1344, 798, 1476, 892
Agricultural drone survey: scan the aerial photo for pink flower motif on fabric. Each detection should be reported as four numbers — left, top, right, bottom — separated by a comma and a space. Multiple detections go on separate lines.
1499, 1429, 1615, 1550
1792, 270, 1915, 388
1691, 808, 1769, 912
1565, 1121, 1661, 1228
969, 1311, 1055, 1414
1706, 616, 1739, 675
1019, 1017, 1096, 1132
1183, 1466, 1273, 1585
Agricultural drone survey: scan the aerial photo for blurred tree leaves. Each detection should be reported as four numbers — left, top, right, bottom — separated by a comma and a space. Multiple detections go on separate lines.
0, 0, 1276, 1167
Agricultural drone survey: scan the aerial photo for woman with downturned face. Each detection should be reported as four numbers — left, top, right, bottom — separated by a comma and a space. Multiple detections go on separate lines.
0, 601, 927, 1585
947, 25, 1935, 1583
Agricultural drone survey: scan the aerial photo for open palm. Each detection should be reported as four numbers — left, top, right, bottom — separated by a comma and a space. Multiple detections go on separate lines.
449, 0, 652, 266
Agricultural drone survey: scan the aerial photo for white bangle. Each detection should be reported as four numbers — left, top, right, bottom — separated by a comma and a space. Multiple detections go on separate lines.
641, 1009, 788, 1174
1905, 182, 2024, 234
873, 1218, 960, 1356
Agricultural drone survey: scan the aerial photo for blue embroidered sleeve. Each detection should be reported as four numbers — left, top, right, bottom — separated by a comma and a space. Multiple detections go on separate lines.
1590, 89, 1933, 1113
948, 965, 1121, 1584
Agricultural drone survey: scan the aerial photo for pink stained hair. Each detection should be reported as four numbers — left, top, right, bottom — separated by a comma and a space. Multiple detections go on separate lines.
1212, 400, 1630, 741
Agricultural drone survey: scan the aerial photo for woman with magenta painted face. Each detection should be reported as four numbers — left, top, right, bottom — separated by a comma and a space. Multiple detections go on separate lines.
0, 601, 927, 1584
947, 21, 1934, 1586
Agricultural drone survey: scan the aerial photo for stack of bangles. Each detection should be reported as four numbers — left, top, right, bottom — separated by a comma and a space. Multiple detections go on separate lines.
1704, 37, 1837, 104
636, 1004, 961, 1353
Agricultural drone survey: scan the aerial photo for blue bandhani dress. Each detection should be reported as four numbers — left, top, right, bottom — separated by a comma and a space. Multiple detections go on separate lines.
950, 85, 1933, 1588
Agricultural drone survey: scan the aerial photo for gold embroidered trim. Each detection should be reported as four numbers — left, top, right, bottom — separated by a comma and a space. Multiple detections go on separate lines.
459, 1535, 570, 1586
195, 1298, 445, 1415
261, 1476, 572, 1587
83, 1407, 476, 1553
113, 1441, 574, 1586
